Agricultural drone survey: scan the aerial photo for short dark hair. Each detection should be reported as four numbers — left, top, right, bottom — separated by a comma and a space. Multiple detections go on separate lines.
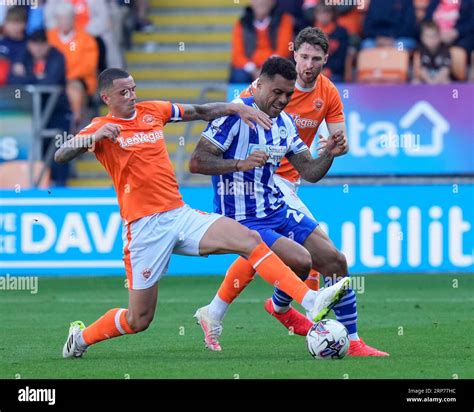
28, 29, 47, 43
294, 27, 329, 54
5, 6, 27, 23
98, 68, 130, 92
260, 57, 297, 81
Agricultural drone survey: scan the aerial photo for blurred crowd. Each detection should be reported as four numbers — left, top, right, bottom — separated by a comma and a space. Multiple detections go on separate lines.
0, 0, 153, 129
0, 0, 153, 186
230, 0, 474, 84
1, 0, 473, 187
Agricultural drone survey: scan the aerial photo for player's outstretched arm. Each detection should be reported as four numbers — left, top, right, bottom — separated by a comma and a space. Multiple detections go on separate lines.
189, 137, 268, 175
181, 103, 271, 130
54, 136, 90, 164
54, 123, 121, 164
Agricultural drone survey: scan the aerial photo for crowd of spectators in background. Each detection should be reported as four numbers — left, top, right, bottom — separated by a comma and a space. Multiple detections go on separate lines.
230, 0, 474, 84
0, 0, 153, 186
0, 0, 153, 123
0, 0, 473, 186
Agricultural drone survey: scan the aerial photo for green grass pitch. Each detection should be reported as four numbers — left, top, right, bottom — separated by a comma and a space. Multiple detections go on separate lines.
0, 274, 473, 379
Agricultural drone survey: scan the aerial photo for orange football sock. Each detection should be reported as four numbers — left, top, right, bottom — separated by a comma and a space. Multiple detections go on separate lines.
217, 257, 256, 304
82, 308, 135, 346
247, 242, 309, 304
305, 269, 320, 290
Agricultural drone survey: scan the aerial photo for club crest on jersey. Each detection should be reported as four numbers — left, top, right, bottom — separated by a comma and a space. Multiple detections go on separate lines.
141, 268, 152, 280
142, 114, 155, 123
279, 126, 288, 139
314, 98, 324, 111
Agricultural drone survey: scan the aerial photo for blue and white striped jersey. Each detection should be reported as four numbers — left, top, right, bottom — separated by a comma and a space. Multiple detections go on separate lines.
201, 97, 309, 221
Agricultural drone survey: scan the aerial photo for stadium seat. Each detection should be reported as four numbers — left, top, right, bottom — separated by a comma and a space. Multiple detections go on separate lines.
449, 46, 467, 81
0, 160, 50, 189
356, 47, 409, 83
0, 58, 10, 86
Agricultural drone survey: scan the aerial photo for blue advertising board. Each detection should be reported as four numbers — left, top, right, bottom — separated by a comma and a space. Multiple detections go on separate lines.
227, 84, 474, 175
0, 185, 472, 275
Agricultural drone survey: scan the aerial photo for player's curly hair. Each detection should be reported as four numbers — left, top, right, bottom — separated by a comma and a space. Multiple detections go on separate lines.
294, 27, 329, 54
260, 57, 297, 81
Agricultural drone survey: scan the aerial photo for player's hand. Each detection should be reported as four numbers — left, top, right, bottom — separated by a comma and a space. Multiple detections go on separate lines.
317, 130, 347, 157
93, 123, 121, 143
232, 104, 272, 130
237, 150, 269, 171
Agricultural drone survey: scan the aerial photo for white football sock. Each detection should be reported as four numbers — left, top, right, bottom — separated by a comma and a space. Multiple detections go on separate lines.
77, 331, 88, 350
301, 290, 318, 312
272, 300, 291, 314
208, 295, 229, 322
348, 332, 360, 341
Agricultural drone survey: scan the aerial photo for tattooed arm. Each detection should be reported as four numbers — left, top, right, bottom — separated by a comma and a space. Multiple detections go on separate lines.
288, 149, 334, 183
189, 137, 268, 175
181, 103, 271, 129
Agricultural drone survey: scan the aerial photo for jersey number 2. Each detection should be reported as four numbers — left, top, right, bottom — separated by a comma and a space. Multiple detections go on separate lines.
287, 209, 304, 223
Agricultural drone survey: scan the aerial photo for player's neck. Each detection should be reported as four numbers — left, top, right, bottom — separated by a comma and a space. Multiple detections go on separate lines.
296, 75, 318, 92
252, 99, 273, 119
110, 110, 137, 120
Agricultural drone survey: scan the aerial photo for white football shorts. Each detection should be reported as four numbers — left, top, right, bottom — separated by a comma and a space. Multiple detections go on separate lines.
273, 174, 316, 221
122, 204, 222, 290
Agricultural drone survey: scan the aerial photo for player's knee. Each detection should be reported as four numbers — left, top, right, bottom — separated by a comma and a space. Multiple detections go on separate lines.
128, 312, 154, 333
245, 230, 262, 251
334, 251, 348, 274
323, 250, 347, 276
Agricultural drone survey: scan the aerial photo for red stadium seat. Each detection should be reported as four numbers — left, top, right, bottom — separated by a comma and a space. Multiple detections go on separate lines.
0, 58, 10, 86
357, 47, 409, 83
0, 160, 50, 189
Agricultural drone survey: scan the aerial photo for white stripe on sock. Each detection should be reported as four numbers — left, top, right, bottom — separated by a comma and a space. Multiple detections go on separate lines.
252, 251, 273, 268
336, 313, 358, 320
334, 298, 356, 308
115, 309, 127, 335
341, 320, 357, 325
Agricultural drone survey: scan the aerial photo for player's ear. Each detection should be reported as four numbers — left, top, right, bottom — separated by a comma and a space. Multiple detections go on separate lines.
323, 54, 329, 65
100, 91, 109, 105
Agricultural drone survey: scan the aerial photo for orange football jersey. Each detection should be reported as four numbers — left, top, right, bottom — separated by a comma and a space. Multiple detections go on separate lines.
77, 101, 185, 224
241, 74, 344, 182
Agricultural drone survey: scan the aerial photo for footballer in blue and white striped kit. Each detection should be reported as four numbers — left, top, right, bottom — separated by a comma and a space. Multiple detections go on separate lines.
190, 57, 376, 353
203, 96, 307, 222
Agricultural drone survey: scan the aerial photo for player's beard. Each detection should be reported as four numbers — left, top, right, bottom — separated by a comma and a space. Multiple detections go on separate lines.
298, 67, 321, 87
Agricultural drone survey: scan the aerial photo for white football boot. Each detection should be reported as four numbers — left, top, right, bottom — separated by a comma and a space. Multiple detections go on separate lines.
194, 305, 223, 352
308, 277, 351, 321
62, 320, 88, 358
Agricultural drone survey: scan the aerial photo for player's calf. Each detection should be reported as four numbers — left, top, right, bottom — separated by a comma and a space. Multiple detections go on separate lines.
126, 311, 154, 333
316, 250, 348, 280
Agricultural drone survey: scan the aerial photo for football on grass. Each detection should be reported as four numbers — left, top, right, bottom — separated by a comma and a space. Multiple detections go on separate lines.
306, 319, 349, 360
